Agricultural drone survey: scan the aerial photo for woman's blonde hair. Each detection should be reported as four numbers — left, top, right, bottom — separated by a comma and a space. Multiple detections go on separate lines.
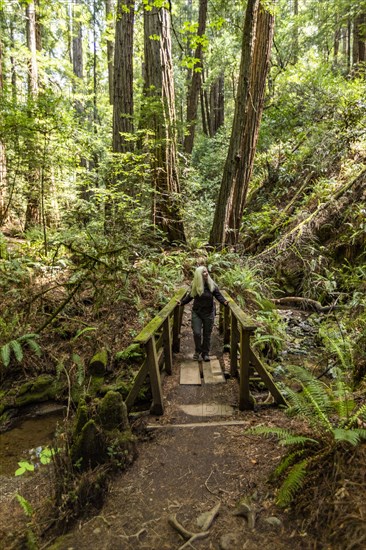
190, 266, 216, 297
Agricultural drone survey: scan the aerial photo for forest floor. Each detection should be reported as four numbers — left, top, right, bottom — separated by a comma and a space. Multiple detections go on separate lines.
40, 306, 319, 550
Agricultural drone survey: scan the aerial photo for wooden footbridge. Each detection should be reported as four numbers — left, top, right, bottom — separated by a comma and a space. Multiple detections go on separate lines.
125, 289, 287, 415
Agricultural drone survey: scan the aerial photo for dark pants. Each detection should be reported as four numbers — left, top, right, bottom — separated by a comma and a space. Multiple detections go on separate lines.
192, 310, 214, 355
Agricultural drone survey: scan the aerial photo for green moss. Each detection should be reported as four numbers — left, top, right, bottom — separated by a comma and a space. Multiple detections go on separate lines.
71, 419, 105, 469
17, 381, 33, 396
98, 391, 128, 430
88, 375, 104, 396
89, 349, 108, 376
73, 399, 89, 435
115, 343, 144, 364
15, 375, 57, 407
32, 374, 54, 391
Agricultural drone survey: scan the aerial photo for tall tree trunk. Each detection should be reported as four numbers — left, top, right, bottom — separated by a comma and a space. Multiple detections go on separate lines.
352, 13, 366, 75
0, 12, 6, 223
25, 1, 40, 229
347, 15, 351, 75
72, 1, 83, 80
113, 0, 134, 154
209, 73, 225, 135
183, 0, 208, 154
143, 5, 185, 243
105, 0, 114, 105
209, 1, 275, 247
292, 0, 298, 63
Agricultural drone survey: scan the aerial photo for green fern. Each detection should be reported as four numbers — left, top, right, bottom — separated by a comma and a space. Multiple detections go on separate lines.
274, 449, 308, 478
1, 342, 11, 367
345, 402, 366, 429
247, 425, 317, 447
333, 428, 366, 445
24, 338, 42, 357
276, 459, 308, 507
247, 366, 366, 508
10, 339, 23, 363
0, 334, 42, 368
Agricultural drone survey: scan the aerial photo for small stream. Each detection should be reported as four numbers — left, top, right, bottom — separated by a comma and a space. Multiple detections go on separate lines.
0, 407, 65, 477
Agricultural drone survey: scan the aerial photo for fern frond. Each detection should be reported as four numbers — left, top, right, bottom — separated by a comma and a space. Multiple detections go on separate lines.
274, 449, 308, 478
276, 459, 308, 507
246, 425, 294, 442
1, 342, 11, 367
280, 434, 318, 447
25, 338, 42, 357
333, 428, 366, 446
302, 385, 333, 432
10, 339, 23, 363
345, 403, 366, 429
17, 333, 39, 342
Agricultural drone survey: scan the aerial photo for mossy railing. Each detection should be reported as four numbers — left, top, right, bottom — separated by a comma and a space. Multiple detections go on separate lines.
125, 288, 186, 415
219, 290, 287, 411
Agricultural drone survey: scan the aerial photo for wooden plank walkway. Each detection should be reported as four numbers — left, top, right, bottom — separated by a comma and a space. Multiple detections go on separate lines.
179, 360, 201, 385
179, 356, 225, 386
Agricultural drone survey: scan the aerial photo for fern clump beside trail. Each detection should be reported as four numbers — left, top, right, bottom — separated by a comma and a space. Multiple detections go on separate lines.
247, 365, 366, 547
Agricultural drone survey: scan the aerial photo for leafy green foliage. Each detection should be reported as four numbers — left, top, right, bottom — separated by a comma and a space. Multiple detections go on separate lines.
247, 366, 366, 507
0, 334, 41, 369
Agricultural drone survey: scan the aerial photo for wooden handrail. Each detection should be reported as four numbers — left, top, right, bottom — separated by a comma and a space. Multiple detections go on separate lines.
219, 290, 287, 410
221, 290, 257, 331
133, 288, 186, 345
126, 287, 186, 415
126, 286, 286, 416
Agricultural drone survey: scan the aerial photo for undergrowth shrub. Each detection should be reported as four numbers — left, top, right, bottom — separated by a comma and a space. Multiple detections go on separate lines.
247, 366, 366, 508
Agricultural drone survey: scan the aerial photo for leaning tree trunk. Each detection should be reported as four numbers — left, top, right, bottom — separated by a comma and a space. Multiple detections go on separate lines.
113, 0, 134, 154
183, 0, 208, 155
143, 4, 185, 243
209, 1, 274, 247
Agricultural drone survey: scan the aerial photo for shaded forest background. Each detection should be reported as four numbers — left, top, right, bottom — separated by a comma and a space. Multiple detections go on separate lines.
0, 0, 366, 547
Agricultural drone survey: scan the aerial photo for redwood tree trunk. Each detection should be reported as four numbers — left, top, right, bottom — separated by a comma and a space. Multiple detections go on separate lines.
143, 5, 185, 243
209, 1, 275, 247
183, 0, 208, 154
0, 14, 6, 223
105, 0, 114, 105
113, 0, 134, 154
25, 1, 40, 230
352, 13, 366, 75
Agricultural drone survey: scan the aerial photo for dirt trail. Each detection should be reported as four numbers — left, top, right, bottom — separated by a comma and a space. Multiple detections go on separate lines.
50, 308, 315, 550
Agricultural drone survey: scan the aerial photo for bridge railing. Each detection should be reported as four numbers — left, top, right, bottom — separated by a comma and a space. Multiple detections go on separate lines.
125, 287, 286, 416
219, 290, 287, 410
125, 288, 186, 415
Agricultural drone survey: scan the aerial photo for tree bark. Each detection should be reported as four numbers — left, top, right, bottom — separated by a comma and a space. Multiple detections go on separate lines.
209, 73, 225, 135
183, 0, 208, 154
209, 1, 275, 247
25, 1, 40, 229
105, 0, 114, 105
113, 0, 134, 154
352, 12, 366, 76
143, 5, 185, 243
0, 12, 6, 222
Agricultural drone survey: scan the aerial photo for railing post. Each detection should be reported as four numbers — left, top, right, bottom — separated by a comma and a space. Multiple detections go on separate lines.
163, 317, 173, 375
173, 305, 183, 353
145, 337, 164, 415
230, 313, 239, 377
239, 328, 255, 411
223, 304, 230, 346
